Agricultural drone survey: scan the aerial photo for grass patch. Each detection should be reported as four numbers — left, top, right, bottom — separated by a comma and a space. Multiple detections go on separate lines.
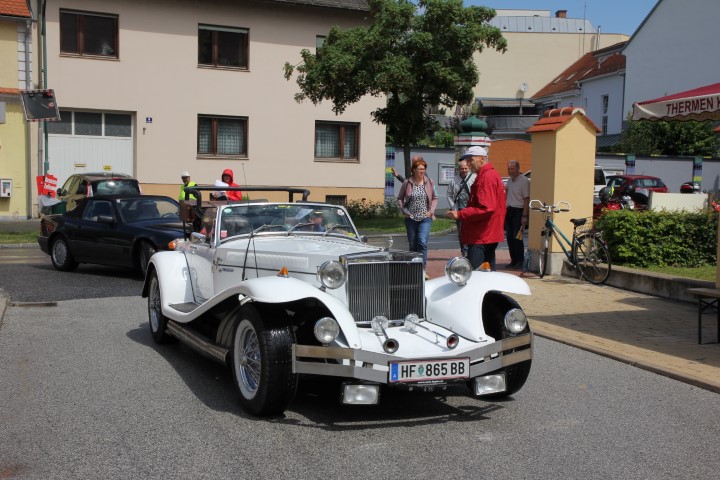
640, 264, 716, 282
0, 232, 38, 245
353, 217, 455, 234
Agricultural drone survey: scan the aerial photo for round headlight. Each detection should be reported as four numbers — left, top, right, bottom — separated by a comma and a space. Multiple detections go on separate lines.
317, 260, 346, 289
504, 308, 528, 334
445, 256, 472, 285
314, 317, 340, 344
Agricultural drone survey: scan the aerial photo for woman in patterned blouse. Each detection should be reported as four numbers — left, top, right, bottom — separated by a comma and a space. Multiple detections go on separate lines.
396, 156, 439, 275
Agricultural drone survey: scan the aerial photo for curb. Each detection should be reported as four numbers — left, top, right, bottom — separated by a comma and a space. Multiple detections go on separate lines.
530, 320, 720, 394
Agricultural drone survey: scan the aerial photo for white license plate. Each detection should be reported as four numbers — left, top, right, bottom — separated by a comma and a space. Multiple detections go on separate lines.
389, 358, 470, 384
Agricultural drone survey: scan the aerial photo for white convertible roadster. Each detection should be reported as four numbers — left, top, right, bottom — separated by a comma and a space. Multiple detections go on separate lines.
142, 186, 533, 416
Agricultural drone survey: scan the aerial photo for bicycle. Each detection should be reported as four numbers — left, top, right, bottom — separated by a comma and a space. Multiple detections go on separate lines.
529, 200, 612, 285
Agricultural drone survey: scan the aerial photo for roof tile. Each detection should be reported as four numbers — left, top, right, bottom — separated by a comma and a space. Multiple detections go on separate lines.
0, 0, 31, 18
526, 107, 600, 133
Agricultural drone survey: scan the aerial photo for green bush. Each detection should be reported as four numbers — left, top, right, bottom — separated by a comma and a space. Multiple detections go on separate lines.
347, 198, 402, 220
594, 209, 717, 268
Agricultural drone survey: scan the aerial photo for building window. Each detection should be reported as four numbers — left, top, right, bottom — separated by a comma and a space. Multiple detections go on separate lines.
601, 95, 609, 134
60, 10, 118, 58
198, 25, 249, 69
315, 122, 358, 161
316, 35, 326, 50
198, 115, 248, 156
47, 110, 132, 137
325, 195, 347, 206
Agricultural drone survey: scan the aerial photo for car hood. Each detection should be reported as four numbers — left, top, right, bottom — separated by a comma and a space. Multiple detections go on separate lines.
217, 234, 383, 272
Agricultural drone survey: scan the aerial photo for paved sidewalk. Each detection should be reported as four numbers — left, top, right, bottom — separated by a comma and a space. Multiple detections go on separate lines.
427, 248, 720, 393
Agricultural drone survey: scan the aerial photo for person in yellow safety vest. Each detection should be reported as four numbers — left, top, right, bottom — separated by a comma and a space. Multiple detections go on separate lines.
179, 171, 198, 201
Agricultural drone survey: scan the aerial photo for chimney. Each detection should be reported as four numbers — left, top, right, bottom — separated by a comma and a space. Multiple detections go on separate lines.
555, 10, 567, 18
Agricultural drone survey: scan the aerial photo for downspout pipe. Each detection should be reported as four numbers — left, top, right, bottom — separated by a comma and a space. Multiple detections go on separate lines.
39, 0, 49, 176
24, 17, 34, 218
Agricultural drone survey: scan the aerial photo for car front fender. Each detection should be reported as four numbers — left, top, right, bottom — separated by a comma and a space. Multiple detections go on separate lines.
141, 250, 194, 305
424, 272, 531, 342
234, 276, 361, 348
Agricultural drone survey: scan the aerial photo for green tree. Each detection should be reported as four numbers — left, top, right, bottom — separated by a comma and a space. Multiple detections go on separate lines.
616, 118, 719, 156
283, 0, 506, 174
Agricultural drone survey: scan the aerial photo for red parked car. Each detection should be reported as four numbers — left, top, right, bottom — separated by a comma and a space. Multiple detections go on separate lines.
605, 175, 668, 209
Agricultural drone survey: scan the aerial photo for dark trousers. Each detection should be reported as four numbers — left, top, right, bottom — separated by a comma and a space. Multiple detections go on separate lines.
455, 216, 468, 257
468, 243, 498, 271
505, 206, 525, 266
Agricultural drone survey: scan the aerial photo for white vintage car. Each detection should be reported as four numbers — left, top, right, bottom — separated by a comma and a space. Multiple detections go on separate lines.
142, 187, 533, 416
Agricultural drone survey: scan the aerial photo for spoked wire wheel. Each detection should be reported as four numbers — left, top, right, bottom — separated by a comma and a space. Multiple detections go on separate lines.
538, 229, 550, 278
235, 320, 262, 399
573, 233, 611, 284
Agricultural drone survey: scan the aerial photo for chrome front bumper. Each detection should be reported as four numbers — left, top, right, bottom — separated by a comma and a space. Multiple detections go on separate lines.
292, 333, 532, 384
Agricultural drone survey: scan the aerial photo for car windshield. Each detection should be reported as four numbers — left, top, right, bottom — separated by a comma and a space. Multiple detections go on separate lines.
92, 179, 141, 196
217, 203, 358, 241
117, 198, 180, 222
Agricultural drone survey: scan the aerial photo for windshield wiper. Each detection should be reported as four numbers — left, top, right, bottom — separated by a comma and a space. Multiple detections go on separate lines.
285, 222, 315, 235
323, 224, 352, 237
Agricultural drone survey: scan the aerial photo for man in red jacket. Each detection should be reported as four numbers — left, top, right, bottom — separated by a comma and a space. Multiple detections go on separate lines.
445, 146, 506, 270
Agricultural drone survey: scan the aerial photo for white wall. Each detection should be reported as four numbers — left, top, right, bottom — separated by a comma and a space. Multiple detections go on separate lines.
622, 0, 720, 116
580, 74, 625, 135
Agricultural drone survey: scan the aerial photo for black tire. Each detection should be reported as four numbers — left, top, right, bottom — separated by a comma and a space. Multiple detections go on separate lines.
573, 233, 611, 285
231, 305, 297, 416
538, 229, 549, 278
137, 241, 157, 277
147, 270, 175, 344
477, 292, 532, 399
50, 236, 78, 272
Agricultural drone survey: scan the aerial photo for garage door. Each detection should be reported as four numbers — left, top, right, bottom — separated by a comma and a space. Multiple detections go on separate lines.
46, 110, 134, 189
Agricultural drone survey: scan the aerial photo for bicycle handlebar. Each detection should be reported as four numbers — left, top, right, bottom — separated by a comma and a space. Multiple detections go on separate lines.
529, 199, 571, 213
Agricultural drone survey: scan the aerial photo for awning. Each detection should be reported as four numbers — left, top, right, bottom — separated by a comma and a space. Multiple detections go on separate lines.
632, 82, 720, 121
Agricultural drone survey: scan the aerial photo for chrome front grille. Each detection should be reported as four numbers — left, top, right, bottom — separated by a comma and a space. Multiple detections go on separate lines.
346, 260, 425, 324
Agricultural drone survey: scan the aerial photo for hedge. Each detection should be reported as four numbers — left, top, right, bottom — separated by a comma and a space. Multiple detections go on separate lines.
594, 209, 717, 268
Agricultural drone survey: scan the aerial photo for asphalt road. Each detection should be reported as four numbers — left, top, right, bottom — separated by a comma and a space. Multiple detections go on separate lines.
1, 296, 719, 479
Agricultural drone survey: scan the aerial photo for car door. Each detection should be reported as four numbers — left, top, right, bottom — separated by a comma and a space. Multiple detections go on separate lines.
76, 199, 127, 265
185, 207, 217, 302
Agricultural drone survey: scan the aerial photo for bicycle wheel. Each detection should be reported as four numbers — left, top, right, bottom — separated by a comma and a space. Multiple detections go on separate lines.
573, 233, 611, 284
538, 229, 550, 278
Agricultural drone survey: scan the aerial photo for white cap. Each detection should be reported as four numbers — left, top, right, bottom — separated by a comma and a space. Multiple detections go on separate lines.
181, 171, 190, 177
460, 146, 488, 160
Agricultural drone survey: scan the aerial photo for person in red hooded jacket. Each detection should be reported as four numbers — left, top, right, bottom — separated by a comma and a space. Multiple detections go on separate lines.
212, 168, 243, 201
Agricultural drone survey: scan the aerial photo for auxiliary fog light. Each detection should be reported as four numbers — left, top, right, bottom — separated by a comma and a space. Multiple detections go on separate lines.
445, 256, 472, 286
341, 384, 380, 405
473, 373, 507, 396
314, 317, 340, 344
504, 308, 528, 334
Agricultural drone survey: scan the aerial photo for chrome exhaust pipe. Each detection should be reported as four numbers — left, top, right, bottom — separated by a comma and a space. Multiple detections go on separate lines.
383, 338, 399, 354
371, 316, 400, 353
404, 314, 460, 350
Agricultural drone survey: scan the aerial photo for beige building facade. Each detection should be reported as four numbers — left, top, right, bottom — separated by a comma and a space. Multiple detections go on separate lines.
35, 0, 386, 205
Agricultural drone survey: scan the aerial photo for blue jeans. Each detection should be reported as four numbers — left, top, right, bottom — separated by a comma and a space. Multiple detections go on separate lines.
468, 243, 499, 271
405, 217, 432, 267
